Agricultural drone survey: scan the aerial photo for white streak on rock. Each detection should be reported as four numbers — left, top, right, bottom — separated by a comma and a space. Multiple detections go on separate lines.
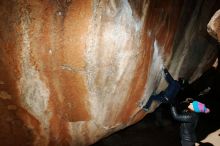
19, 4, 50, 145
141, 39, 164, 107
85, 0, 146, 126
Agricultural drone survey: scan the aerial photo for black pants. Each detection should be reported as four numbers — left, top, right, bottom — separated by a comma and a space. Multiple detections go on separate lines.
181, 140, 195, 146
144, 91, 168, 109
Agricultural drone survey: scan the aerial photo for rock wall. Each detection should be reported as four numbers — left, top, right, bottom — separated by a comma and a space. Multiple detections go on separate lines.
208, 9, 220, 42
0, 0, 219, 145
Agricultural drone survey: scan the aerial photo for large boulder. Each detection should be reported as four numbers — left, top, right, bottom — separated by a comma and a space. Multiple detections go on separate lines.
0, 0, 219, 145
208, 9, 220, 42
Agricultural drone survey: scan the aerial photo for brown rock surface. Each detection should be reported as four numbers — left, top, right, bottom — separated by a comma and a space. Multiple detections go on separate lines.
0, 0, 219, 145
208, 9, 220, 42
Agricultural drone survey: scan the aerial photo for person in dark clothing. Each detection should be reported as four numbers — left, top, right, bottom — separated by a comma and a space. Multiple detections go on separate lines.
171, 99, 210, 146
143, 67, 186, 111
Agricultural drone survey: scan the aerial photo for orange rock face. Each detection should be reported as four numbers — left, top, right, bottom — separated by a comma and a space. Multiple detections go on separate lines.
0, 0, 219, 145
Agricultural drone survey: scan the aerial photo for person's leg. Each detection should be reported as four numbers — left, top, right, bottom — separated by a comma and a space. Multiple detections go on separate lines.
153, 91, 166, 103
143, 95, 155, 111
143, 92, 165, 111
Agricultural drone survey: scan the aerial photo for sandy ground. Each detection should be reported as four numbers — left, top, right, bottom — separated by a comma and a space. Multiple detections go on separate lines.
196, 129, 220, 146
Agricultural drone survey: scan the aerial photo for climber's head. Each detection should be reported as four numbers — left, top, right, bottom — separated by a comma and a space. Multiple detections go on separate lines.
179, 98, 193, 112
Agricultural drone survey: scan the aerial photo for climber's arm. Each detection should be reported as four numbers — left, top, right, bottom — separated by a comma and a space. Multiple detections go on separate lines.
163, 68, 174, 84
170, 106, 194, 122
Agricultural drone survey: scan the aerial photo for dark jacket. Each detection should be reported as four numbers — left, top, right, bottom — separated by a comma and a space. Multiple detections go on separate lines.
163, 69, 181, 99
170, 106, 199, 143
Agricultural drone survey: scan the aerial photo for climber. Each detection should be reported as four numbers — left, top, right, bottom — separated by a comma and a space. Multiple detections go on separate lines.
143, 67, 186, 111
170, 99, 210, 146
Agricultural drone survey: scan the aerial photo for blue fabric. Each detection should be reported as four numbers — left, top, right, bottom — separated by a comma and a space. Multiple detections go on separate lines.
164, 80, 181, 99
163, 68, 181, 100
144, 92, 166, 109
143, 68, 181, 110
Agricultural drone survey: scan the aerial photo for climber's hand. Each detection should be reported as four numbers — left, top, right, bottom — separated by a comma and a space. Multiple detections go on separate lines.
163, 68, 169, 74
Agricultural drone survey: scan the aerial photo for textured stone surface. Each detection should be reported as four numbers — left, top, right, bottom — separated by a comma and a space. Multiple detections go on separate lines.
0, 0, 219, 145
208, 9, 220, 42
